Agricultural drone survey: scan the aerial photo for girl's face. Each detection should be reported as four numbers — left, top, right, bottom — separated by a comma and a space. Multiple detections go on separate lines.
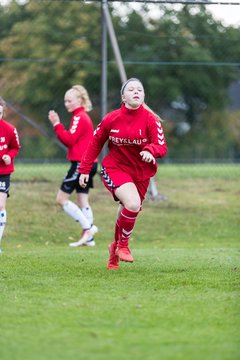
0, 105, 4, 119
64, 90, 81, 112
122, 80, 145, 109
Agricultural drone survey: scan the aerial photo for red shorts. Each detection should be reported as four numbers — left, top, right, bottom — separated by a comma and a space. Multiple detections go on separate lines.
100, 166, 150, 204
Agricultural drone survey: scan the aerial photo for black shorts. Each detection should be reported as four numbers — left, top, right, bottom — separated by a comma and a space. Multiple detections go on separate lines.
60, 161, 98, 194
0, 174, 11, 197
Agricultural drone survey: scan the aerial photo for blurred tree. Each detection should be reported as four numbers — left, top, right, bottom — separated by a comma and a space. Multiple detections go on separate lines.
113, 4, 240, 119
0, 1, 239, 160
0, 0, 102, 122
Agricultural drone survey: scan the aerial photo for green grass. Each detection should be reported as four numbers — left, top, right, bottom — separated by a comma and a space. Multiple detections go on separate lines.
0, 164, 239, 360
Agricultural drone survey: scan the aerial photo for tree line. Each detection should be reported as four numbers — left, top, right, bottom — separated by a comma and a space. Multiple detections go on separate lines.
0, 0, 240, 161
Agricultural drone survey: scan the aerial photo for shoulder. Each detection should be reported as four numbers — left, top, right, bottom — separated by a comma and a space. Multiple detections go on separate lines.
0, 119, 15, 131
103, 108, 122, 122
143, 109, 160, 125
106, 108, 121, 117
72, 109, 92, 125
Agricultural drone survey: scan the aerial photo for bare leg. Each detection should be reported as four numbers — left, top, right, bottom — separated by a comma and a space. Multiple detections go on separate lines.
56, 190, 97, 246
56, 190, 91, 229
76, 192, 90, 209
115, 182, 141, 212
56, 189, 70, 207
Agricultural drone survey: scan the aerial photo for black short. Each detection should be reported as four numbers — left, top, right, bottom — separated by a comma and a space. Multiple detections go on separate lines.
0, 174, 11, 197
60, 161, 98, 194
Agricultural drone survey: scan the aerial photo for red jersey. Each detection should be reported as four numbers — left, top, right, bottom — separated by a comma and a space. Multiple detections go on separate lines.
80, 104, 168, 182
0, 118, 21, 175
53, 107, 95, 162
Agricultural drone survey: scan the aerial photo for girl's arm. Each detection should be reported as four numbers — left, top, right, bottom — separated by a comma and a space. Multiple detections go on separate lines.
79, 116, 111, 174
143, 115, 168, 158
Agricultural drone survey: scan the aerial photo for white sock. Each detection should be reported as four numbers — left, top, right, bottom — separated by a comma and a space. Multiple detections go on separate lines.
63, 201, 91, 229
0, 210, 7, 246
81, 207, 95, 242
81, 206, 94, 226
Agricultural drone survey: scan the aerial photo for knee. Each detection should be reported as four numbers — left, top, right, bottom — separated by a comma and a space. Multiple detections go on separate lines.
125, 200, 141, 213
56, 194, 65, 207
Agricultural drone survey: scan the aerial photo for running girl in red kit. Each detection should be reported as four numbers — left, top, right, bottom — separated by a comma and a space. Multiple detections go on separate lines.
0, 97, 21, 253
79, 78, 168, 269
48, 85, 98, 247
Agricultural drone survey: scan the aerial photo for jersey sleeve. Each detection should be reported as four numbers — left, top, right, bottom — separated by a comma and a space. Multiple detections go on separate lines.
53, 115, 87, 147
143, 115, 168, 158
79, 115, 111, 174
7, 127, 21, 159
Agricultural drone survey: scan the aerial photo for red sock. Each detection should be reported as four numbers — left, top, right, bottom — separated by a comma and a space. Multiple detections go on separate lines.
118, 208, 139, 248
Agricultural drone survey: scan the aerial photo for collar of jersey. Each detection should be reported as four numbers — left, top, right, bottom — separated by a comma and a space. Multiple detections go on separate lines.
72, 107, 84, 116
121, 103, 143, 115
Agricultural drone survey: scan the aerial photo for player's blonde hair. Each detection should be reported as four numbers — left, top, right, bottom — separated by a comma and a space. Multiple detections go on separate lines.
121, 78, 163, 122
71, 85, 92, 112
0, 97, 6, 118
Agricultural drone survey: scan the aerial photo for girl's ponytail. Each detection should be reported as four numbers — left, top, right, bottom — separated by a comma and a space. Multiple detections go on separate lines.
71, 85, 92, 112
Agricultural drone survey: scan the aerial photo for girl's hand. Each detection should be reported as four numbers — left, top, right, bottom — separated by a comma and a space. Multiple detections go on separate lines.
140, 150, 156, 164
2, 154, 11, 165
48, 110, 60, 126
79, 174, 89, 188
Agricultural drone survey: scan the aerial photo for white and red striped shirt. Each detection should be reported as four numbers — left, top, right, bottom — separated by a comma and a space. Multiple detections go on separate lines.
53, 107, 95, 162
0, 119, 20, 175
80, 104, 167, 181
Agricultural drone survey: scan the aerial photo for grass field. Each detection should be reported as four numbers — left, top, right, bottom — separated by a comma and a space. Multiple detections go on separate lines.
0, 164, 239, 360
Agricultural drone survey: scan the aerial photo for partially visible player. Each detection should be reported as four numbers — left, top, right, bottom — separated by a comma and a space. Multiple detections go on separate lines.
48, 85, 98, 247
79, 78, 168, 269
0, 97, 21, 253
